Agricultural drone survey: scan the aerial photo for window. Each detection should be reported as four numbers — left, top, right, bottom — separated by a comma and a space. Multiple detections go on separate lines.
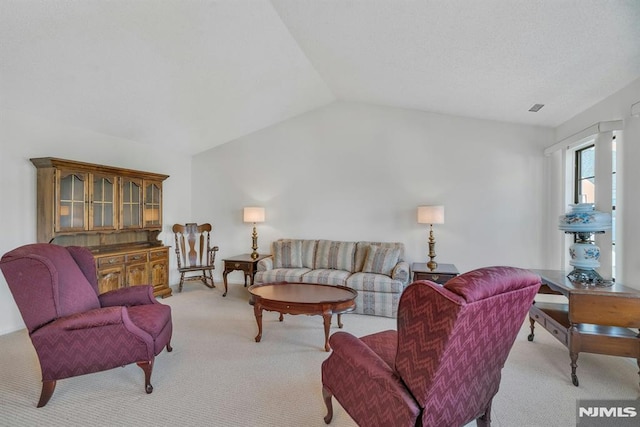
572, 136, 616, 275
612, 137, 617, 271
545, 120, 622, 279
574, 145, 594, 203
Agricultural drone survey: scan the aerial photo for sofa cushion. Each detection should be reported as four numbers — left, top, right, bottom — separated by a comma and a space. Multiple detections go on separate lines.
353, 289, 402, 318
127, 304, 172, 340
355, 242, 405, 272
255, 268, 311, 284
272, 240, 303, 268
346, 272, 405, 294
301, 269, 352, 286
362, 246, 400, 277
314, 240, 356, 271
299, 239, 317, 268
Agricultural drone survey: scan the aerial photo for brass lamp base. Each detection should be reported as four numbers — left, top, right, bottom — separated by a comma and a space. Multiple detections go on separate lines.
250, 225, 259, 260
427, 224, 437, 271
567, 268, 614, 287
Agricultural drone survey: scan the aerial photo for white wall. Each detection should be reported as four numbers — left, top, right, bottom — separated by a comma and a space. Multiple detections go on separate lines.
192, 101, 554, 282
0, 110, 193, 335
553, 77, 640, 288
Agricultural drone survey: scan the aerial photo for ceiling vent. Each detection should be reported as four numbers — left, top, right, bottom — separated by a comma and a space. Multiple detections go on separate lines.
528, 104, 545, 112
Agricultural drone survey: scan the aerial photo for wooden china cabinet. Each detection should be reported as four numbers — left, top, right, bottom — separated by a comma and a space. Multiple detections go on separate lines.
30, 157, 172, 298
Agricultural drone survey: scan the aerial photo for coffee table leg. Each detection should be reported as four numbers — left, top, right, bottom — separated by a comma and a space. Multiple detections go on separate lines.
323, 311, 332, 352
253, 302, 263, 343
337, 313, 344, 329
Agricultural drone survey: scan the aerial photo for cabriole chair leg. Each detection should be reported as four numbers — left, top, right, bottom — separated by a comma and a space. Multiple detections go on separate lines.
136, 360, 154, 394
37, 380, 56, 408
476, 399, 492, 427
323, 387, 334, 424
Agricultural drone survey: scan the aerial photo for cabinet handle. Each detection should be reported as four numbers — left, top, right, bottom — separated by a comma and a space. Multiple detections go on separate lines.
234, 263, 240, 268
431, 275, 440, 281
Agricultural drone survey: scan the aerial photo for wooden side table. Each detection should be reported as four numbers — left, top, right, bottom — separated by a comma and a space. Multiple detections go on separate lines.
222, 254, 271, 297
412, 263, 459, 285
528, 269, 640, 387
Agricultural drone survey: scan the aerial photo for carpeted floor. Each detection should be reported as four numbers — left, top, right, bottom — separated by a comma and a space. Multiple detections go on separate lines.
0, 283, 638, 427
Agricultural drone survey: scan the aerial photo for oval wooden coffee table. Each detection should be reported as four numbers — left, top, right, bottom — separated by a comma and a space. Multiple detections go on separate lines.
248, 282, 357, 351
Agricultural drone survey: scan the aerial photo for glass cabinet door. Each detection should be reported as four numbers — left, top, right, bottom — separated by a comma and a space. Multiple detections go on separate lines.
143, 181, 162, 228
57, 171, 88, 232
121, 178, 142, 229
90, 174, 117, 230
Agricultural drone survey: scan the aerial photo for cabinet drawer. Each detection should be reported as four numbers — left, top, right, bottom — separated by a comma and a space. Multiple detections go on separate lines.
98, 255, 125, 267
414, 272, 456, 284
126, 252, 148, 263
545, 317, 569, 346
227, 261, 248, 270
236, 265, 251, 274
529, 306, 546, 328
93, 246, 170, 297
530, 303, 569, 346
150, 249, 168, 260
242, 264, 254, 273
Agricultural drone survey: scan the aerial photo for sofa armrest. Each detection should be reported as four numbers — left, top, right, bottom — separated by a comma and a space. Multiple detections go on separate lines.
392, 261, 410, 284
257, 257, 273, 272
99, 285, 156, 307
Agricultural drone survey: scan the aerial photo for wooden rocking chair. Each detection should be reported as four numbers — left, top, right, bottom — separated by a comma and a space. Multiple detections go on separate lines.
172, 223, 219, 292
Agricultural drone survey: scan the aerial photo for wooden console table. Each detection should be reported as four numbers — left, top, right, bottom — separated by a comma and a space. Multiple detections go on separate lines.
528, 269, 640, 387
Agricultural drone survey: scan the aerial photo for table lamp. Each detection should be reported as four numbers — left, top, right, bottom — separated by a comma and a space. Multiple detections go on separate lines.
558, 202, 612, 286
417, 205, 445, 270
243, 207, 265, 260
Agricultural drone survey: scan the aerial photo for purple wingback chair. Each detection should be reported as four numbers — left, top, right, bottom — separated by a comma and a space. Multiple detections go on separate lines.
0, 243, 173, 407
321, 266, 541, 427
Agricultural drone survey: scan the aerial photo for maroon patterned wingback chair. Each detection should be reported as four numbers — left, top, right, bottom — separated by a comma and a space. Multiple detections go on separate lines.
321, 266, 541, 427
0, 243, 173, 407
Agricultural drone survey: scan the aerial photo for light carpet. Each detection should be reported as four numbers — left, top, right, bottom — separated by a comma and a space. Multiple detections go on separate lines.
0, 283, 638, 427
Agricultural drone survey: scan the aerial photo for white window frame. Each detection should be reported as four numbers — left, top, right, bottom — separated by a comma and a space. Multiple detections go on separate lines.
545, 121, 621, 279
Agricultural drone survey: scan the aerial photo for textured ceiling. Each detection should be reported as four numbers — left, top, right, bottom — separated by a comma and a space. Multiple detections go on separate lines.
2, 0, 640, 154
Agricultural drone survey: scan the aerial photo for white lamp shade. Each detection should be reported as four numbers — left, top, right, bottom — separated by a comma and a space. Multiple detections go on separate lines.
243, 207, 265, 223
417, 205, 445, 224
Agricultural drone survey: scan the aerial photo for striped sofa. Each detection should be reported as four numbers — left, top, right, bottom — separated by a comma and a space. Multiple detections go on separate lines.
254, 239, 410, 318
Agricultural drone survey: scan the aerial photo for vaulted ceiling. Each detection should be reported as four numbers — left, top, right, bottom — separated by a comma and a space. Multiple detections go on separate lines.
2, 0, 640, 154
